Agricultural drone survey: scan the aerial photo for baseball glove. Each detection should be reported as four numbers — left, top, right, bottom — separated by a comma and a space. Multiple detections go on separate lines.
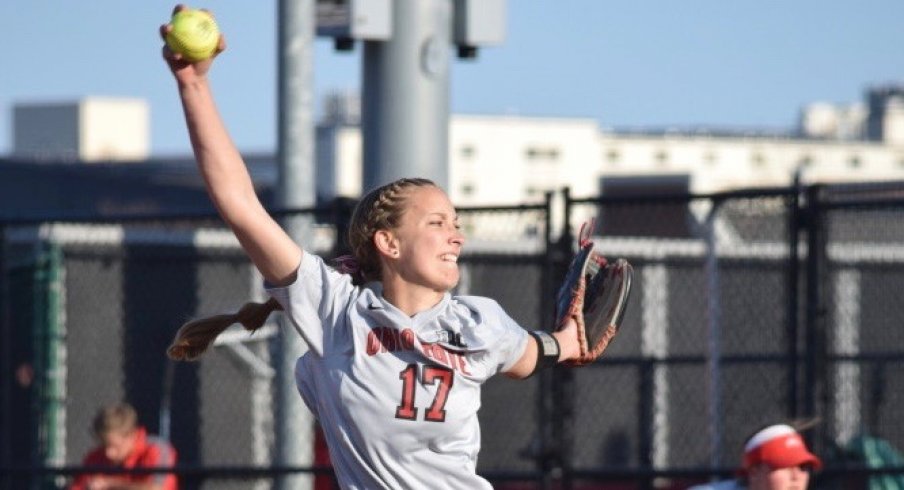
555, 221, 633, 366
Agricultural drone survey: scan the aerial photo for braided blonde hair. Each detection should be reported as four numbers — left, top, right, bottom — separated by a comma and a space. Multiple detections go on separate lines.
168, 177, 438, 361
346, 177, 437, 284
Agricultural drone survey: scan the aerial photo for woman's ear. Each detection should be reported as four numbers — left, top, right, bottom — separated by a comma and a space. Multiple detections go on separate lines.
373, 230, 399, 258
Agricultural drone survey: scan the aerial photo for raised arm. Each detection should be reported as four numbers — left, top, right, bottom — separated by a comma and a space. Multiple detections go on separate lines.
160, 6, 301, 286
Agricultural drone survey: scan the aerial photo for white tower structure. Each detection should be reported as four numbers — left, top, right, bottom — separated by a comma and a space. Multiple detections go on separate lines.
13, 98, 149, 162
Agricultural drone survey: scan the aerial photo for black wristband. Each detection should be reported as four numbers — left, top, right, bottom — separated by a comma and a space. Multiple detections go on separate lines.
528, 331, 560, 377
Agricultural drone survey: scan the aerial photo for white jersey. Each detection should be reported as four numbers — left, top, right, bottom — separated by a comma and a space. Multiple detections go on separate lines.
266, 251, 530, 489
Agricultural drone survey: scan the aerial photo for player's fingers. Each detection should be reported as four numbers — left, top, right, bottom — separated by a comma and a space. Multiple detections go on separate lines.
171, 4, 187, 17
199, 8, 215, 19
216, 34, 227, 55
159, 24, 172, 42
161, 45, 179, 63
161, 44, 184, 63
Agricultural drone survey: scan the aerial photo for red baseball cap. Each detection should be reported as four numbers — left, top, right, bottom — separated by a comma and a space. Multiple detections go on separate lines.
742, 424, 823, 473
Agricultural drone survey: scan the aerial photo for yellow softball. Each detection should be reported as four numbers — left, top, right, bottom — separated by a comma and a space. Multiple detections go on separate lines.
165, 8, 220, 63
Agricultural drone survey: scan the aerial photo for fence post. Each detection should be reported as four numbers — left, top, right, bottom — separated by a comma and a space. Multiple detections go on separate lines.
536, 191, 555, 489
787, 176, 803, 419
804, 184, 828, 454
557, 188, 575, 490
534, 188, 574, 489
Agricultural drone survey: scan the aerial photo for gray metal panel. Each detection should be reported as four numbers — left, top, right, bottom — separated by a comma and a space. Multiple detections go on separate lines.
362, 0, 451, 190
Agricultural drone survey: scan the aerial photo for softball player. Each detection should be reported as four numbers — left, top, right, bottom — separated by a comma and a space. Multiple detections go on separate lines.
161, 7, 582, 488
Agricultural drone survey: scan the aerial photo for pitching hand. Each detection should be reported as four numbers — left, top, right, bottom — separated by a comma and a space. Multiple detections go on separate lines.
160, 4, 225, 83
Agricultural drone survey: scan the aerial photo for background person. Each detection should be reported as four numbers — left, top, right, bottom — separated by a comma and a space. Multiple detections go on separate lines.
70, 402, 177, 490
689, 423, 822, 490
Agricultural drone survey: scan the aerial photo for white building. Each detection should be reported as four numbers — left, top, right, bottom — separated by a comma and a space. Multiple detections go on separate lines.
316, 86, 904, 205
13, 98, 150, 162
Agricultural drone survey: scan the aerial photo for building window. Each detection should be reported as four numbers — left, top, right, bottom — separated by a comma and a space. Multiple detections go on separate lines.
751, 152, 766, 167
655, 150, 668, 166
525, 146, 560, 161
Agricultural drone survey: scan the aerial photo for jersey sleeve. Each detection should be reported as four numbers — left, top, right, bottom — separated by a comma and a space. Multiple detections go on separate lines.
458, 296, 530, 378
265, 251, 356, 357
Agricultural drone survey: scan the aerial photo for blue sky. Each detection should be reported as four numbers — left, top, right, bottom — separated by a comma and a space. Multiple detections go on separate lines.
1, 1, 902, 156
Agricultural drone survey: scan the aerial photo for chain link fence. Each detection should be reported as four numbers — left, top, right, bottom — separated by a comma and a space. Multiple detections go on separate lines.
2, 184, 904, 489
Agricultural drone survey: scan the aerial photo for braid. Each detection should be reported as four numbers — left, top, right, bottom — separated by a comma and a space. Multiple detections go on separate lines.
348, 178, 435, 284
167, 298, 281, 361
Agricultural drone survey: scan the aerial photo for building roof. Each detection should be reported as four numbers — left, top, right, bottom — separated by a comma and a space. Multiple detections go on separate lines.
0, 155, 276, 221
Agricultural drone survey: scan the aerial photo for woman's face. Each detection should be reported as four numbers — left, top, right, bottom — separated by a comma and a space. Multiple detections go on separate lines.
388, 186, 465, 293
747, 464, 811, 490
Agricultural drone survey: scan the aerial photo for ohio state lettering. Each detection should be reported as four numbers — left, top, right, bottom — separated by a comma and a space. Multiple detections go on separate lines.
366, 327, 471, 375
421, 343, 472, 376
366, 327, 416, 355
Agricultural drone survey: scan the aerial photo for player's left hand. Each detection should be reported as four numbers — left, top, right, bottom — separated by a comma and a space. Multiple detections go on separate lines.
555, 222, 633, 366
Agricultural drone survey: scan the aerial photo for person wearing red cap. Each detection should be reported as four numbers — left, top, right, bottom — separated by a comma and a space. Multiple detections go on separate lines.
689, 423, 822, 490
742, 424, 822, 489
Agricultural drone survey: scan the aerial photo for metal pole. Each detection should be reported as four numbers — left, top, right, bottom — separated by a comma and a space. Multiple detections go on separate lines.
276, 1, 316, 489
804, 185, 827, 453
788, 170, 802, 419
556, 188, 574, 488
704, 201, 723, 468
361, 0, 451, 191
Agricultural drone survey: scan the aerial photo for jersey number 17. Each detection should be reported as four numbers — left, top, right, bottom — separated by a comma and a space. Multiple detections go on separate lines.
395, 364, 453, 422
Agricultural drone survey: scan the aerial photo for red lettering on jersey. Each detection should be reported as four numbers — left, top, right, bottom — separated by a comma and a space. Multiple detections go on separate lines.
417, 343, 472, 374
383, 328, 397, 352
431, 344, 448, 364
367, 327, 418, 356
400, 329, 415, 350
395, 364, 418, 420
366, 330, 381, 356
456, 352, 472, 375
422, 367, 454, 422
447, 352, 459, 371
